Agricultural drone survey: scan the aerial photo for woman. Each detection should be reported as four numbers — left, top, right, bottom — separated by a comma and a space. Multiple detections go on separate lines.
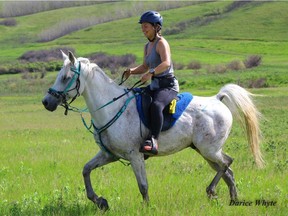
125, 11, 179, 155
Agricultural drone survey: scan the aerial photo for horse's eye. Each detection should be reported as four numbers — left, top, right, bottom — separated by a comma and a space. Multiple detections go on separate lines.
62, 75, 69, 82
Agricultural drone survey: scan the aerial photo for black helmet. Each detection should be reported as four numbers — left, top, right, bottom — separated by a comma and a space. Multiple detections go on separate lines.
139, 10, 163, 27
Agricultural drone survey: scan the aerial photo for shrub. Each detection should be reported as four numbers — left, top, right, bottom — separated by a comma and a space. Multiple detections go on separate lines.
248, 78, 268, 88
244, 55, 262, 68
0, 66, 9, 75
0, 18, 17, 26
164, 26, 182, 35
7, 65, 26, 74
206, 64, 227, 74
89, 52, 136, 74
173, 62, 185, 70
214, 64, 227, 74
187, 60, 202, 70
227, 59, 245, 71
19, 47, 75, 62
44, 61, 62, 72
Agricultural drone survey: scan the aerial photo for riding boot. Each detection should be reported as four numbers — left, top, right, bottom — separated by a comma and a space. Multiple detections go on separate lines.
140, 136, 158, 155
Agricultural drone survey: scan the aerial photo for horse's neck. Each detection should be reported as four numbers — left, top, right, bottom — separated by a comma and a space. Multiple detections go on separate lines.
82, 67, 126, 126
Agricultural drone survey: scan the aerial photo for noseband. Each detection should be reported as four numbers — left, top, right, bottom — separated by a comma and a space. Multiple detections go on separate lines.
48, 63, 81, 115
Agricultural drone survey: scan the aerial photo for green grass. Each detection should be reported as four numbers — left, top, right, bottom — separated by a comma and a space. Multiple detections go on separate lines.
185, 2, 288, 41
0, 95, 288, 215
1, 84, 287, 215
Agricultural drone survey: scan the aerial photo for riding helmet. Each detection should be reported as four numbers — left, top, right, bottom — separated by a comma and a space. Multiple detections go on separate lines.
139, 10, 163, 27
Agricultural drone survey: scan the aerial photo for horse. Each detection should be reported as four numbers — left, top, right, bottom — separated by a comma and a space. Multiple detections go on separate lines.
42, 51, 264, 210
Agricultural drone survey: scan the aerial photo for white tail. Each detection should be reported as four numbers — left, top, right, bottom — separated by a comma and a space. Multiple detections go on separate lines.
217, 84, 265, 168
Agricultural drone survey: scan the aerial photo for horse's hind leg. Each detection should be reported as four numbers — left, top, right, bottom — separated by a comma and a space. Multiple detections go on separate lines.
223, 168, 237, 200
82, 151, 117, 210
204, 152, 236, 200
205, 157, 237, 200
193, 146, 236, 199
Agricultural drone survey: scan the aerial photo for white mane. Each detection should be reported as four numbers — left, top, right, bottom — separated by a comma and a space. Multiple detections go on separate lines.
78, 57, 90, 64
77, 57, 114, 84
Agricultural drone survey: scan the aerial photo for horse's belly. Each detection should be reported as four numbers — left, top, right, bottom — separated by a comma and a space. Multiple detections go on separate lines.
157, 114, 194, 155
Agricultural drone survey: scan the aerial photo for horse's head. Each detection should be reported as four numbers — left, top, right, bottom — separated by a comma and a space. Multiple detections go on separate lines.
42, 51, 84, 114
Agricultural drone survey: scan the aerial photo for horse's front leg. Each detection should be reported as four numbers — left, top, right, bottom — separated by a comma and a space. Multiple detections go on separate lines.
82, 151, 116, 210
130, 154, 149, 203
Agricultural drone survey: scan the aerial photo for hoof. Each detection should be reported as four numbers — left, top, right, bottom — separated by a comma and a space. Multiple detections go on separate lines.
230, 195, 238, 201
206, 188, 218, 199
96, 197, 109, 211
207, 193, 218, 199
229, 187, 238, 201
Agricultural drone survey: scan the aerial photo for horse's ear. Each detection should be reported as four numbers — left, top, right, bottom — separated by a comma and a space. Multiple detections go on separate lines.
68, 51, 76, 65
60, 50, 68, 60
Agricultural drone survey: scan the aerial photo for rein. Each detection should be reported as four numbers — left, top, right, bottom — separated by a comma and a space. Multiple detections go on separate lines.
95, 80, 143, 111
79, 93, 140, 167
80, 80, 143, 162
90, 94, 136, 151
49, 63, 144, 163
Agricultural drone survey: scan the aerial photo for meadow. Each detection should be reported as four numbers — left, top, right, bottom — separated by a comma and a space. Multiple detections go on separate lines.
0, 70, 287, 216
0, 1, 288, 215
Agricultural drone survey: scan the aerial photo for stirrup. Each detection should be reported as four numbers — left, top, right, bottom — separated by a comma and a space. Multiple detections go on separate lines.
140, 138, 158, 155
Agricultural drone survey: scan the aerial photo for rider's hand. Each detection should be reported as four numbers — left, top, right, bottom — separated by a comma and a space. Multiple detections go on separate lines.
124, 68, 131, 79
141, 72, 153, 83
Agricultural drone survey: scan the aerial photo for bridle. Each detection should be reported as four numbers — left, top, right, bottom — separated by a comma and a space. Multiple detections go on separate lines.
48, 63, 81, 115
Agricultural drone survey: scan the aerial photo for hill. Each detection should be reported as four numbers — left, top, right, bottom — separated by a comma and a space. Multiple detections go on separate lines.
0, 1, 287, 63
0, 1, 287, 91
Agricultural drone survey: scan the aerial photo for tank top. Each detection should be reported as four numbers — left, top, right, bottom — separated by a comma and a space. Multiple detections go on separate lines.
145, 38, 179, 92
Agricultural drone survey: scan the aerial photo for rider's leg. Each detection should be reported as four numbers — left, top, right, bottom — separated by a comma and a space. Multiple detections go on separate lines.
141, 88, 177, 155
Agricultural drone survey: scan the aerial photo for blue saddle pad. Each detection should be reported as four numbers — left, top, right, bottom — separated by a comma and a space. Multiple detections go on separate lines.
135, 90, 193, 131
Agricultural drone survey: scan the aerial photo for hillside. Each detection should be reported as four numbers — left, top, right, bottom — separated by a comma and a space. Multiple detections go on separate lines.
0, 0, 287, 93
0, 1, 288, 62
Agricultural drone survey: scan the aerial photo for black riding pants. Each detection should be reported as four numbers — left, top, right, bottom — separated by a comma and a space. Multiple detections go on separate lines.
145, 87, 178, 139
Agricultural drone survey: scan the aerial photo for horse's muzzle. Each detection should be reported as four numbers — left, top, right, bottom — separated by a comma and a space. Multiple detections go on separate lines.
42, 94, 60, 112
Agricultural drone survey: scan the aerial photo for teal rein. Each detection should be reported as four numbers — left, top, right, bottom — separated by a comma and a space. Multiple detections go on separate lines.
56, 61, 142, 163
82, 94, 137, 158
78, 93, 137, 166
92, 94, 136, 135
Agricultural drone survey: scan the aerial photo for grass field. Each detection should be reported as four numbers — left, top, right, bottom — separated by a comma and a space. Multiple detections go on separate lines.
0, 74, 287, 215
0, 1, 288, 215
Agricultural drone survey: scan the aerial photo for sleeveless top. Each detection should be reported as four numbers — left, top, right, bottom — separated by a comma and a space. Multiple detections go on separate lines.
145, 38, 179, 92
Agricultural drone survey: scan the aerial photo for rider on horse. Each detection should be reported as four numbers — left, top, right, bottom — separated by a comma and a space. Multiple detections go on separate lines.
125, 11, 179, 155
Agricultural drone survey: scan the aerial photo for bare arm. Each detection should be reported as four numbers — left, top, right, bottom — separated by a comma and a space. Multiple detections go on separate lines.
154, 38, 171, 75
130, 64, 148, 74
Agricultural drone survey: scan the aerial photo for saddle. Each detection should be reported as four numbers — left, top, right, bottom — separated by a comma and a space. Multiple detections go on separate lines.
134, 88, 193, 131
